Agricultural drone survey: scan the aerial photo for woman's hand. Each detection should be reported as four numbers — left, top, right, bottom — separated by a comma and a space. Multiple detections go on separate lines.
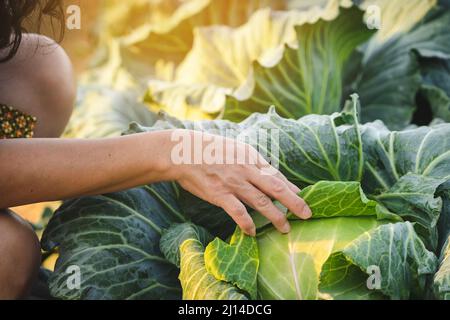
165, 130, 312, 236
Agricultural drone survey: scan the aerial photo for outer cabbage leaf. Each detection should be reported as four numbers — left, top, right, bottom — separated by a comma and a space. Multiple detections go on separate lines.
357, 0, 437, 44
178, 239, 247, 300
144, 1, 349, 119
434, 186, 450, 299
65, 86, 157, 138
434, 238, 450, 299
254, 180, 399, 230
258, 192, 437, 300
41, 184, 186, 300
204, 228, 259, 299
361, 121, 450, 249
230, 217, 380, 301
143, 82, 227, 120
94, 0, 289, 84
354, 6, 450, 129
257, 186, 437, 300
420, 59, 450, 122
340, 222, 438, 299
374, 174, 445, 250
318, 252, 385, 300
440, 0, 450, 8
175, 1, 345, 86
160, 223, 213, 268
438, 183, 450, 250
224, 6, 373, 121
361, 122, 450, 191
160, 223, 248, 300
292, 181, 397, 220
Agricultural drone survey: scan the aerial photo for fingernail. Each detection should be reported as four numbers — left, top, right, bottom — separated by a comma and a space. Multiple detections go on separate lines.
281, 222, 291, 234
293, 185, 301, 193
249, 226, 256, 237
303, 206, 312, 219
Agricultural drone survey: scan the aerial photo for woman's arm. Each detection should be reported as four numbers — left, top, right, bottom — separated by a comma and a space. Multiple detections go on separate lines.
0, 131, 177, 206
0, 130, 311, 235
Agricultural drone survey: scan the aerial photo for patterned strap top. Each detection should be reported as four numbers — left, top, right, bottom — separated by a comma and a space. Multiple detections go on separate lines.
0, 104, 37, 139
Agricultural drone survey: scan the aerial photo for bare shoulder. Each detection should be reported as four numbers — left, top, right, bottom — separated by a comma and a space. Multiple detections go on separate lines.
0, 34, 76, 137
0, 34, 74, 91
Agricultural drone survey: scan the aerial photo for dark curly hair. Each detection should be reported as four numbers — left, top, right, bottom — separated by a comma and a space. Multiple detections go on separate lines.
0, 0, 64, 62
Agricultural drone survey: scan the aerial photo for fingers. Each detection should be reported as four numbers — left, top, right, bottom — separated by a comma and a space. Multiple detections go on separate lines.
276, 172, 301, 194
237, 184, 291, 234
254, 154, 300, 194
218, 196, 256, 236
249, 170, 312, 220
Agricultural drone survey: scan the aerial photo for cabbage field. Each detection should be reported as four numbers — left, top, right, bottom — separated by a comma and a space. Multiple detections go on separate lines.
40, 0, 450, 300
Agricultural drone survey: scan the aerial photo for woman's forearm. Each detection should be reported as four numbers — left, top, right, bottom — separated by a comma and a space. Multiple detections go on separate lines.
0, 131, 175, 208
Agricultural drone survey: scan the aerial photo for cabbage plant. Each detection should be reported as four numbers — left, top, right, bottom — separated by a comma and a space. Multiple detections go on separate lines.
41, 0, 450, 302
42, 97, 450, 300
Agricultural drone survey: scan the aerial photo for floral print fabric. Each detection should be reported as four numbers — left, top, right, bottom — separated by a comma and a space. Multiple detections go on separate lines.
0, 104, 36, 139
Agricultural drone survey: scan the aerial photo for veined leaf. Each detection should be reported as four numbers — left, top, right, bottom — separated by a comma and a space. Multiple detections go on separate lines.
204, 228, 259, 299
224, 6, 373, 121
375, 174, 445, 250
355, 6, 450, 129
440, 0, 450, 8
257, 216, 384, 300
361, 122, 450, 249
95, 0, 290, 84
256, 182, 435, 300
420, 58, 450, 122
434, 185, 450, 299
434, 239, 450, 299
144, 1, 348, 119
179, 239, 247, 300
361, 122, 450, 192
318, 252, 385, 300
438, 183, 450, 250
160, 223, 213, 268
65, 85, 157, 138
144, 82, 228, 120
341, 222, 438, 300
254, 180, 399, 230
258, 210, 437, 300
292, 181, 398, 220
41, 184, 185, 300
175, 2, 344, 87
161, 223, 248, 300
357, 0, 437, 44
